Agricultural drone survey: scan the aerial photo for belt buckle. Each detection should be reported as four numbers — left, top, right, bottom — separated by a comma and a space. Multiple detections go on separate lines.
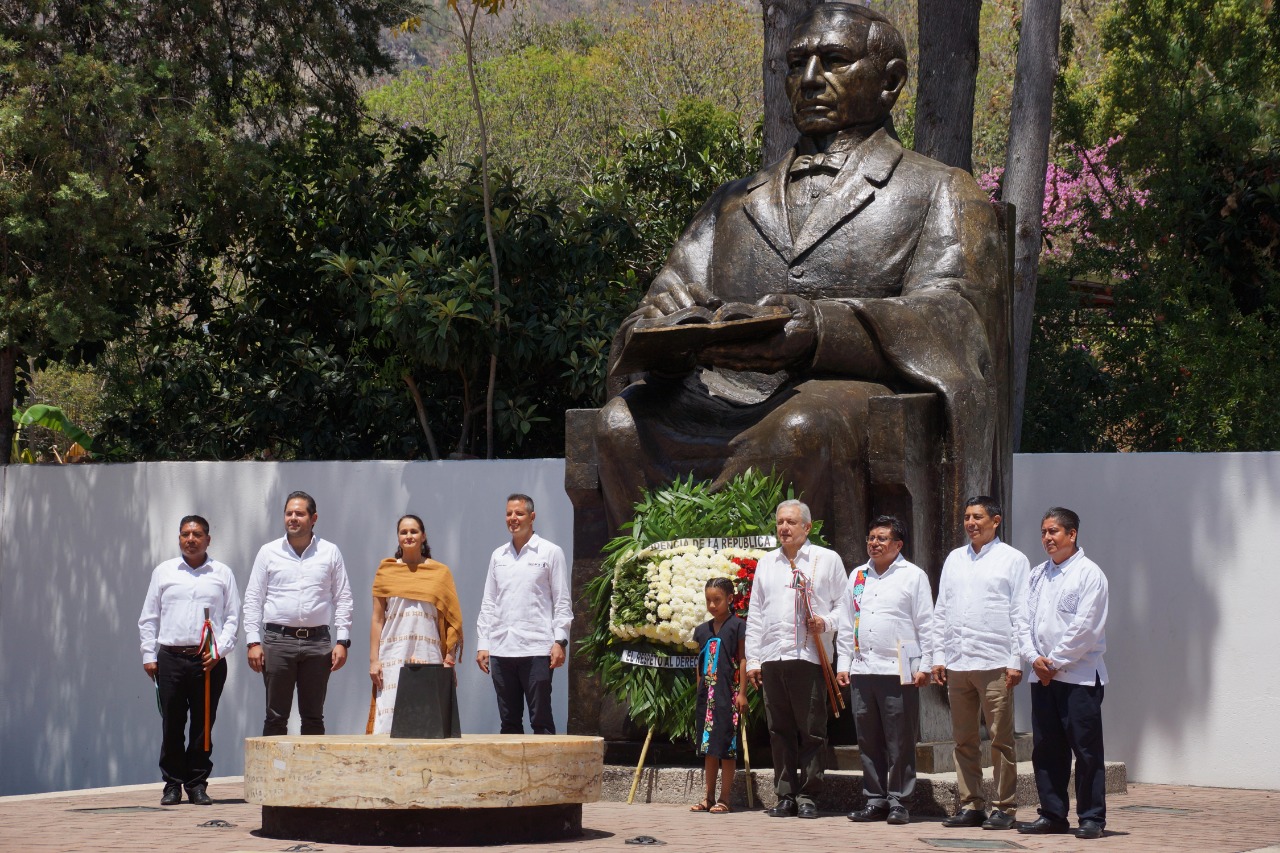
295, 628, 310, 639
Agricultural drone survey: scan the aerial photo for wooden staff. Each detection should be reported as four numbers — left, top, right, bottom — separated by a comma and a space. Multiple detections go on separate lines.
740, 718, 753, 809
200, 607, 213, 751
626, 726, 655, 805
791, 561, 844, 717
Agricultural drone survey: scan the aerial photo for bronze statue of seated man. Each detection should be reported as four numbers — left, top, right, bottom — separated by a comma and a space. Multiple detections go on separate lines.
597, 3, 1007, 564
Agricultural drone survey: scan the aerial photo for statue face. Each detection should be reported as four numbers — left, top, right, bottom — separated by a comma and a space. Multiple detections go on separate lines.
785, 11, 898, 138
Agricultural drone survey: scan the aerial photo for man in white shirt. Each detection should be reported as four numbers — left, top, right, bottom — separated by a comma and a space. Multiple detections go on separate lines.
836, 516, 932, 825
475, 494, 572, 734
138, 515, 239, 806
930, 496, 1030, 831
243, 491, 353, 736
1017, 507, 1109, 840
745, 500, 845, 819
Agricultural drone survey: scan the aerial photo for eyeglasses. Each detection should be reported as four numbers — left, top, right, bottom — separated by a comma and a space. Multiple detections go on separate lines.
866, 535, 898, 544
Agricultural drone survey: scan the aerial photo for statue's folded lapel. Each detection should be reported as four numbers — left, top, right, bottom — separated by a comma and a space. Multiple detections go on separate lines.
743, 156, 795, 263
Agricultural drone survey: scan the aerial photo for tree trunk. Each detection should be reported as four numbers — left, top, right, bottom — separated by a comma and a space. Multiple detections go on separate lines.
401, 372, 440, 460
455, 0, 504, 460
760, 0, 823, 167
914, 0, 981, 172
0, 346, 16, 464
1002, 0, 1062, 451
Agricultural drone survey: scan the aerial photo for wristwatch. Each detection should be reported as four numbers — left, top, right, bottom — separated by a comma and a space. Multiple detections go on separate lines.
336, 639, 352, 648
555, 639, 568, 649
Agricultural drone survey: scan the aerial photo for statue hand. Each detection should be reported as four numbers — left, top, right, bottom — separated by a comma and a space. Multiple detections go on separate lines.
639, 275, 720, 317
700, 293, 817, 372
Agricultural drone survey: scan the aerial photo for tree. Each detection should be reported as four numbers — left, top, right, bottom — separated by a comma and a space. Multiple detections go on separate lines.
0, 0, 415, 462
759, 0, 822, 165
1003, 0, 1063, 450
913, 0, 982, 172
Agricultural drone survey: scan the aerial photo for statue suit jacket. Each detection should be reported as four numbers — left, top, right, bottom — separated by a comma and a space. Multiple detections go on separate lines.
608, 128, 1010, 506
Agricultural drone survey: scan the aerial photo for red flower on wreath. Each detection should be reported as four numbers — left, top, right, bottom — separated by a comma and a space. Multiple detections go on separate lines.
731, 556, 758, 619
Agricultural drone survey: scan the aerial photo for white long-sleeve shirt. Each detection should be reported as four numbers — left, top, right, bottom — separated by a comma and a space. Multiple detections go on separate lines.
1020, 548, 1108, 686
475, 533, 572, 657
929, 537, 1029, 671
139, 556, 240, 664
835, 554, 933, 676
242, 535, 353, 644
744, 541, 846, 671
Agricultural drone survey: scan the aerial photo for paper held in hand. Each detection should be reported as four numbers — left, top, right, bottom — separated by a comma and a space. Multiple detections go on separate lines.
896, 640, 923, 685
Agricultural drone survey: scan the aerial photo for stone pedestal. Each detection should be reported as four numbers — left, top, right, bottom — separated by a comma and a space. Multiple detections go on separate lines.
244, 734, 603, 845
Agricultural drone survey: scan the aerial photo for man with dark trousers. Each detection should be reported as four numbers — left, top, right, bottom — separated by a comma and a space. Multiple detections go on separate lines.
1018, 507, 1110, 840
745, 500, 846, 818
475, 494, 573, 734
138, 515, 239, 805
243, 491, 353, 735
836, 516, 933, 825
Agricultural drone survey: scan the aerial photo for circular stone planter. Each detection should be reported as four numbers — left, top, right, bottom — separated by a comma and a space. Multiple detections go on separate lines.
244, 733, 603, 846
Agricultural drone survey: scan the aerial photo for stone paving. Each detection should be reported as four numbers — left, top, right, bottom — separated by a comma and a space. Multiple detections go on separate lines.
1, 776, 1277, 853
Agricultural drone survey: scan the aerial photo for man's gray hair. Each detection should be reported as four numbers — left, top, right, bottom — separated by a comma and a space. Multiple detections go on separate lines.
776, 499, 812, 525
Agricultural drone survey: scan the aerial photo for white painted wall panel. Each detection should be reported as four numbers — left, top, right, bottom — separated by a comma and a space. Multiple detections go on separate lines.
0, 460, 574, 795
1008, 453, 1280, 790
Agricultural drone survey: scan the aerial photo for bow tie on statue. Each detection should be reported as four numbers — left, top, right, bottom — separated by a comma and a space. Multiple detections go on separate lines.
788, 151, 848, 178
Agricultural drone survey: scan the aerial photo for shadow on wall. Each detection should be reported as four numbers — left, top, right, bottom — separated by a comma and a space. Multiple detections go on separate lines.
0, 460, 574, 796
0, 463, 279, 794
1011, 453, 1280, 788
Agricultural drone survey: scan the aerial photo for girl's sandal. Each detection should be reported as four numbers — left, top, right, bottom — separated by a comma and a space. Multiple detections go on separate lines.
690, 800, 712, 812
710, 801, 732, 814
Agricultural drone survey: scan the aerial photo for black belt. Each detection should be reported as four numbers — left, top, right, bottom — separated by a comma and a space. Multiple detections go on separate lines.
160, 645, 204, 656
266, 623, 330, 640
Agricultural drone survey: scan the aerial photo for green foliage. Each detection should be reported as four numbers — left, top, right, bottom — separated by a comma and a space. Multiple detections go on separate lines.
0, 0, 422, 457
366, 0, 760, 193
1023, 0, 1280, 451
99, 120, 646, 459
10, 403, 96, 463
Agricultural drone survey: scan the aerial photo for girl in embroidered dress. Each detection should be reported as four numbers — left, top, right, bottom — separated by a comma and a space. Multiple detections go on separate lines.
690, 577, 748, 813
367, 515, 464, 735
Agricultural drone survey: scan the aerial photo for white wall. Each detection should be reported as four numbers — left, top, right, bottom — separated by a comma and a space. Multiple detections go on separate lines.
1007, 453, 1280, 790
2, 454, 1278, 795
0, 460, 574, 796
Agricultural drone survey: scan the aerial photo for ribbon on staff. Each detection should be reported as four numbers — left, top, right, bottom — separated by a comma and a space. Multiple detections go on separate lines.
790, 559, 845, 717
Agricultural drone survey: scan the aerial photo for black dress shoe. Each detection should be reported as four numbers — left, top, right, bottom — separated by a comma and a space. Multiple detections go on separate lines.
942, 809, 987, 828
160, 785, 182, 806
982, 810, 1016, 830
1017, 816, 1072, 834
187, 785, 213, 805
887, 805, 910, 825
797, 802, 819, 819
847, 804, 890, 822
1076, 819, 1105, 839
766, 796, 797, 817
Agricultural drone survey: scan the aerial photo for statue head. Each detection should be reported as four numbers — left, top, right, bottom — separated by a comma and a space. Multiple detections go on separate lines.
785, 2, 908, 140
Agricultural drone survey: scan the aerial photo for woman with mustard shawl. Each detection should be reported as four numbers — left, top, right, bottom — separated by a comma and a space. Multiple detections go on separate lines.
367, 514, 464, 734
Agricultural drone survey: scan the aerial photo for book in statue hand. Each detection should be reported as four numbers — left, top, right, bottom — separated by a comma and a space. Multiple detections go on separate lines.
614, 302, 791, 374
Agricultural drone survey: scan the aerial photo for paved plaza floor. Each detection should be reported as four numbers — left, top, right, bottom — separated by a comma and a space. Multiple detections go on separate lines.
1, 777, 1276, 853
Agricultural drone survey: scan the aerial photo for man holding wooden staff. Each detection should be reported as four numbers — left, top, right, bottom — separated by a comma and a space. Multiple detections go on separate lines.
836, 516, 933, 825
745, 499, 846, 818
138, 515, 239, 806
